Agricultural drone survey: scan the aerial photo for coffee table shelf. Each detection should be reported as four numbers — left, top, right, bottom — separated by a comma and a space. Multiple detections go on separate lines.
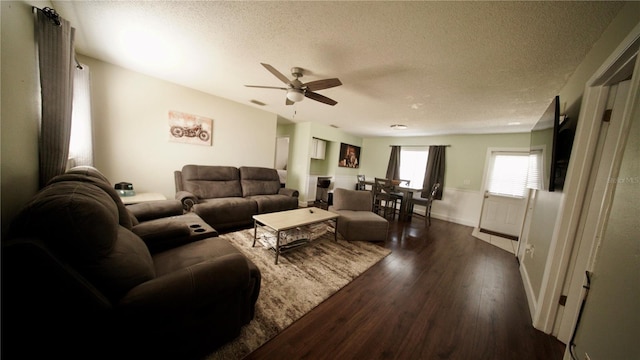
252, 207, 339, 264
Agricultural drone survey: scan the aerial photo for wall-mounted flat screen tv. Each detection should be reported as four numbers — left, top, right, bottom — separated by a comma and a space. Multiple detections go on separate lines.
528, 96, 576, 192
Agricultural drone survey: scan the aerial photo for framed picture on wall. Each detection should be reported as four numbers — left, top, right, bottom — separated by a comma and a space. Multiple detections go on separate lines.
168, 110, 213, 146
338, 143, 361, 168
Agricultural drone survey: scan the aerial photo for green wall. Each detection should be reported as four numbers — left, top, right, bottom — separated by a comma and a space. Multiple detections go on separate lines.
277, 121, 364, 203
361, 133, 531, 191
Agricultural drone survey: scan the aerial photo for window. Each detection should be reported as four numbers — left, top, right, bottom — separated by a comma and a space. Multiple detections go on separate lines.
399, 147, 428, 188
487, 152, 530, 198
68, 64, 93, 168
526, 149, 544, 190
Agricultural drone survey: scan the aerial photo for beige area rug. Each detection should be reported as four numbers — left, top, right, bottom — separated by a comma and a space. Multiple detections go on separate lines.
204, 226, 391, 359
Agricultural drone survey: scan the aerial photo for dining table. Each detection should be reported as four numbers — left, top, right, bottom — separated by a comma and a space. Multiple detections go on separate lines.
363, 180, 426, 221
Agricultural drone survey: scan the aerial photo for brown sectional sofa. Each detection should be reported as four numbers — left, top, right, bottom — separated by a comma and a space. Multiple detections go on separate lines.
175, 165, 299, 231
2, 166, 261, 359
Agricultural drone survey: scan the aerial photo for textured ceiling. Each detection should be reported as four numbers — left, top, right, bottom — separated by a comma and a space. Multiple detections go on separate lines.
54, 1, 625, 137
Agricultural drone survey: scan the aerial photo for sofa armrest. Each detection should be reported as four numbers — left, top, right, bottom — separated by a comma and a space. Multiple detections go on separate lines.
175, 191, 198, 211
118, 253, 251, 312
278, 188, 299, 198
131, 220, 192, 253
127, 200, 184, 222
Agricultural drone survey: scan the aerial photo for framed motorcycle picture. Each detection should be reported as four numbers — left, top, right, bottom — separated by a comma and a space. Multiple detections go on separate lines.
168, 110, 213, 146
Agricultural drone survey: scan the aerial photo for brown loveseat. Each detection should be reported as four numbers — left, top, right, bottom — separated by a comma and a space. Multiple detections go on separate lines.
175, 165, 299, 231
2, 166, 261, 359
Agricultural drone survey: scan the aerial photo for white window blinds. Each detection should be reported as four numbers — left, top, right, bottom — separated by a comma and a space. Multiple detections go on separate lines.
399, 147, 428, 189
487, 152, 530, 198
526, 149, 544, 190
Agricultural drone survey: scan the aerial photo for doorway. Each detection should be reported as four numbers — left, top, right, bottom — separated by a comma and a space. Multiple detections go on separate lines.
275, 136, 290, 185
474, 148, 530, 254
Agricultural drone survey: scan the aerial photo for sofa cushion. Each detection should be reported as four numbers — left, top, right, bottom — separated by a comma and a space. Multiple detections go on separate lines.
10, 181, 120, 262
239, 166, 281, 197
9, 180, 156, 301
332, 210, 388, 242
245, 194, 299, 214
193, 197, 258, 229
98, 227, 156, 301
181, 165, 242, 199
49, 169, 135, 230
332, 188, 373, 211
152, 237, 246, 277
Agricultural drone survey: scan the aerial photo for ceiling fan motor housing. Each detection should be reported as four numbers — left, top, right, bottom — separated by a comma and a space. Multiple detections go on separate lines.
291, 67, 304, 79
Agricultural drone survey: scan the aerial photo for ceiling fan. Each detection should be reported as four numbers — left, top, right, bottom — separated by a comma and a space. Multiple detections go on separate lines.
245, 63, 342, 106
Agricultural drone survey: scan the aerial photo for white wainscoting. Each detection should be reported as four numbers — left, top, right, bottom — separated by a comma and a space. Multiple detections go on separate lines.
425, 187, 483, 227
331, 175, 359, 194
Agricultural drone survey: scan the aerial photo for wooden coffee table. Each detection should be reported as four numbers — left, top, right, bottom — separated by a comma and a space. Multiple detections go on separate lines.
252, 207, 339, 264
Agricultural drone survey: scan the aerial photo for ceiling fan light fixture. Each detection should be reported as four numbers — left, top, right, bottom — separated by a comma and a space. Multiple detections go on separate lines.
286, 89, 305, 102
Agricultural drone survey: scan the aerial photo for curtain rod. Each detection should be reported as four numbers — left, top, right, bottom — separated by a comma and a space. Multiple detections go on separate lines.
389, 145, 451, 147
33, 6, 60, 25
32, 6, 84, 70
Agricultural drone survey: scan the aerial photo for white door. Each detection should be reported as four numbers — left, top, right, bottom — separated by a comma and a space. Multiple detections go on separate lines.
479, 150, 530, 239
556, 80, 633, 343
480, 192, 528, 238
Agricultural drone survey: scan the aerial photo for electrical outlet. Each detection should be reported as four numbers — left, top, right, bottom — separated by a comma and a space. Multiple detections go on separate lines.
525, 244, 535, 259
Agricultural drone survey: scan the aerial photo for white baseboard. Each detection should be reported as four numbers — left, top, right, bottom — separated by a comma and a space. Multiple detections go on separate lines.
520, 262, 537, 321
471, 227, 517, 254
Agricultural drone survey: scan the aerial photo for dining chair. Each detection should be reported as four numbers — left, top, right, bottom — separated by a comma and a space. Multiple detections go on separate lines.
373, 178, 402, 220
356, 174, 367, 190
408, 183, 440, 226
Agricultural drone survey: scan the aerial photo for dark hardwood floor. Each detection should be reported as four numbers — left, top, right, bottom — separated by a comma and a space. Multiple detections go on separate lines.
245, 217, 565, 360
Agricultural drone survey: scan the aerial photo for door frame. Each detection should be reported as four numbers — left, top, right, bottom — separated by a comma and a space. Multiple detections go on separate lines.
532, 23, 640, 337
475, 147, 531, 252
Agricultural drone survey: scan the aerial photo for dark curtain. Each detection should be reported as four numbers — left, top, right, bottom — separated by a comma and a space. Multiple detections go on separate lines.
385, 146, 401, 180
421, 146, 446, 199
35, 8, 76, 188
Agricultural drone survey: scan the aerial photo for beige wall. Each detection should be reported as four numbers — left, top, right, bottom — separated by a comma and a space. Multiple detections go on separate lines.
81, 55, 278, 199
1, 1, 52, 236
1, 0, 279, 233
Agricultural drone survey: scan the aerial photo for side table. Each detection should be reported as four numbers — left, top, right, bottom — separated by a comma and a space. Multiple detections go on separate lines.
119, 192, 166, 205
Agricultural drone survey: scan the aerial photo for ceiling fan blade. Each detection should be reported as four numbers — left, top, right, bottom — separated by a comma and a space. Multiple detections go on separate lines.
304, 78, 342, 92
245, 85, 287, 90
261, 63, 291, 85
305, 91, 338, 106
